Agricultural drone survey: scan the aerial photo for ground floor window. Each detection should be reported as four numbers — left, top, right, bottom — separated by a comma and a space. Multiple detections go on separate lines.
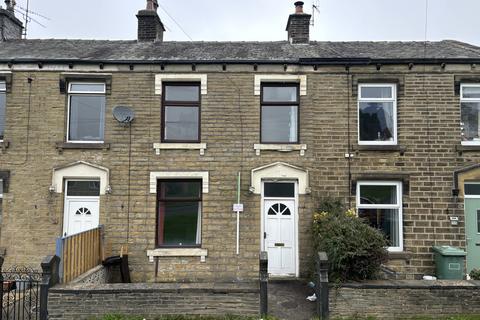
356, 181, 403, 252
157, 179, 202, 247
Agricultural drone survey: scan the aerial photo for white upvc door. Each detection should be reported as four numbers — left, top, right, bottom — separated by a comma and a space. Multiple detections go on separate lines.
263, 197, 297, 276
63, 180, 100, 237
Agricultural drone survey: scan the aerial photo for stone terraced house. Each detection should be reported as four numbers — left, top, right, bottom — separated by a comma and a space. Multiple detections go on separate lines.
1, 0, 480, 282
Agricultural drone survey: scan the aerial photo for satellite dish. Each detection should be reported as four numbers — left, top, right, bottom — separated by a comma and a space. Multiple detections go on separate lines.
113, 106, 135, 124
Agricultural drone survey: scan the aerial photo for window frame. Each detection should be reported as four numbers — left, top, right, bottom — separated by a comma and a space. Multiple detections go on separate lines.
356, 180, 403, 252
66, 82, 106, 144
156, 179, 203, 248
161, 82, 201, 143
460, 83, 480, 146
260, 83, 300, 144
357, 83, 398, 146
0, 80, 6, 142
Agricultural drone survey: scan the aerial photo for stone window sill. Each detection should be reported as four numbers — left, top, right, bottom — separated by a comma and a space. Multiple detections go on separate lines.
254, 144, 307, 156
388, 251, 412, 260
456, 144, 480, 154
153, 143, 207, 156
147, 248, 208, 263
56, 142, 110, 153
353, 144, 406, 155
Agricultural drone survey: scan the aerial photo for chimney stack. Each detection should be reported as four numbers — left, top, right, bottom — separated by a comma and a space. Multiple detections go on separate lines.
1, 0, 23, 41
137, 0, 165, 42
286, 1, 311, 44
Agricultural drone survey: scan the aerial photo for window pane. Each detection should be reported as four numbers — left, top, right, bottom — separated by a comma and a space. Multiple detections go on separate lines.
461, 103, 480, 141
359, 185, 397, 205
477, 210, 480, 233
165, 85, 199, 101
0, 82, 5, 91
0, 179, 3, 195
358, 208, 399, 247
70, 83, 105, 93
67, 181, 100, 196
0, 93, 5, 140
69, 95, 105, 141
359, 102, 394, 142
263, 86, 298, 102
261, 106, 298, 143
160, 181, 201, 200
465, 184, 480, 195
463, 86, 480, 99
264, 183, 295, 198
360, 86, 393, 99
160, 201, 200, 246
164, 106, 199, 141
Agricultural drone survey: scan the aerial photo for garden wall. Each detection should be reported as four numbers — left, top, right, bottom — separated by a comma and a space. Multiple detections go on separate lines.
48, 282, 259, 320
330, 280, 480, 319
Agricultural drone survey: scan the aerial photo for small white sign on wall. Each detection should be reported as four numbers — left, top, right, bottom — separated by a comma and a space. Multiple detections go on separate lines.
233, 204, 244, 212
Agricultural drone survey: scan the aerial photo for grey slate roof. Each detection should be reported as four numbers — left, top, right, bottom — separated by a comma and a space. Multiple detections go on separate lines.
1, 39, 480, 63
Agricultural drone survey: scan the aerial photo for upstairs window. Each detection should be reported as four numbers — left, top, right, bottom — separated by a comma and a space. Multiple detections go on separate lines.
157, 180, 202, 247
162, 83, 201, 143
358, 84, 397, 145
356, 181, 403, 252
461, 84, 480, 145
67, 82, 106, 143
261, 84, 299, 144
0, 81, 5, 141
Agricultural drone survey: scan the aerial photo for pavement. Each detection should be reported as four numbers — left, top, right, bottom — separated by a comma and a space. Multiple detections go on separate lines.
268, 279, 317, 320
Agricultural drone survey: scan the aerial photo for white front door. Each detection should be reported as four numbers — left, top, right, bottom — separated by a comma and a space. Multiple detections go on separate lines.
263, 182, 297, 276
63, 180, 100, 237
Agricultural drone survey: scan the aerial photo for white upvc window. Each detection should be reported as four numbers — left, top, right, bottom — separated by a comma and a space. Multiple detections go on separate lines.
67, 82, 106, 143
460, 84, 480, 145
358, 84, 397, 145
356, 181, 403, 252
0, 81, 6, 142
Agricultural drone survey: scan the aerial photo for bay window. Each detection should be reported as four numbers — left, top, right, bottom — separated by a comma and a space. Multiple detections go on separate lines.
356, 181, 403, 252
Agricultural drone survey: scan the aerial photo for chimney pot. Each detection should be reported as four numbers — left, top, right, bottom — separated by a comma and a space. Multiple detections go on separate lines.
146, 0, 158, 12
294, 1, 304, 14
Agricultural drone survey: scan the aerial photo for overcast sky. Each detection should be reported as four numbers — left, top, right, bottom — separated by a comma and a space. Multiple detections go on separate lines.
8, 0, 480, 45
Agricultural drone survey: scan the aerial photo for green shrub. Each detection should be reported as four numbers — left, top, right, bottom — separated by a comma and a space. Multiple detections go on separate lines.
470, 268, 480, 280
312, 198, 388, 282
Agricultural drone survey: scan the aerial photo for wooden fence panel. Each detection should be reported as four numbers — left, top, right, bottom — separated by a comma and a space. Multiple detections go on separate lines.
57, 226, 103, 283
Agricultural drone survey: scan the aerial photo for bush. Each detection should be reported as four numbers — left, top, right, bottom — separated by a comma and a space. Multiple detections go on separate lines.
312, 198, 388, 282
470, 268, 480, 280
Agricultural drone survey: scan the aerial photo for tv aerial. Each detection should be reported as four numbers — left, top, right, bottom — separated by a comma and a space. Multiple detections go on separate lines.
113, 106, 135, 126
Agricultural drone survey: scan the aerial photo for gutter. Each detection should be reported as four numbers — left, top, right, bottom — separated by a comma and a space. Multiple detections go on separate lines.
1, 57, 479, 66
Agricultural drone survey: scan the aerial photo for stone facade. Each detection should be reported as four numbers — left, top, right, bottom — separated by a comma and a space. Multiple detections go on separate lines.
48, 282, 259, 319
0, 61, 477, 282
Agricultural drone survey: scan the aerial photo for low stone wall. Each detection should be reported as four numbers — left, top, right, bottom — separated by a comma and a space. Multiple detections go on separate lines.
330, 280, 480, 319
48, 282, 259, 320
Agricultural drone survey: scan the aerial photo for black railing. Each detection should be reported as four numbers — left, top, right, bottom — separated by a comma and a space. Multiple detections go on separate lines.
0, 256, 60, 320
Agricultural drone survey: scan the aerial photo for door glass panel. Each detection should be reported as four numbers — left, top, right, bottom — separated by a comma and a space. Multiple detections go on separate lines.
465, 183, 480, 196
359, 185, 397, 204
67, 181, 100, 196
264, 183, 295, 198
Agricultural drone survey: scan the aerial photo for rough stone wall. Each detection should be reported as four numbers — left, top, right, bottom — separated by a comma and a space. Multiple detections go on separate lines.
0, 63, 477, 281
48, 283, 259, 319
330, 281, 480, 319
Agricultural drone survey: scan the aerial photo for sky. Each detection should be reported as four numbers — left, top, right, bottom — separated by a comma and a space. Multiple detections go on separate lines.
7, 0, 480, 46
